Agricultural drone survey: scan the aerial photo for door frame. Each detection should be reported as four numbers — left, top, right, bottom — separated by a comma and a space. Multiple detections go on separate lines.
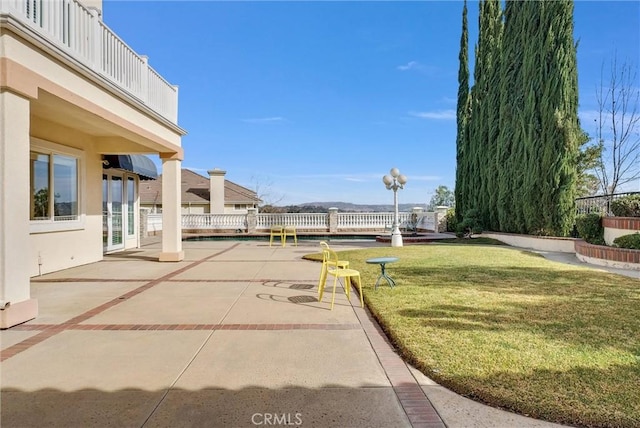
103, 172, 125, 253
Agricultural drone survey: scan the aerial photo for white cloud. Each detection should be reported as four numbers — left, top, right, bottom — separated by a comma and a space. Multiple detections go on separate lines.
242, 117, 285, 124
397, 61, 420, 71
409, 110, 456, 120
397, 61, 437, 74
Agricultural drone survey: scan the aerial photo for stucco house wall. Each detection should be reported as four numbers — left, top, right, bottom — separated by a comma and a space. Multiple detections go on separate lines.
1, 0, 186, 327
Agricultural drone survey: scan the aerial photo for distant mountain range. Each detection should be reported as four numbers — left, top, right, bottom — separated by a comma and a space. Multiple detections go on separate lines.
299, 202, 428, 212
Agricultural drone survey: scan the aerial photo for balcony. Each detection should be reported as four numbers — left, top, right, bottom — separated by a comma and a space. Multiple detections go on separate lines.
0, 0, 178, 124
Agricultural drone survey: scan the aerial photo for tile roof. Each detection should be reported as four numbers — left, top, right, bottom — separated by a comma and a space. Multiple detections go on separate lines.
139, 169, 260, 205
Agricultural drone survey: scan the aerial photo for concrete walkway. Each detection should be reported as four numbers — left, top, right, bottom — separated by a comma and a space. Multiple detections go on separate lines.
1, 240, 578, 427
534, 249, 640, 279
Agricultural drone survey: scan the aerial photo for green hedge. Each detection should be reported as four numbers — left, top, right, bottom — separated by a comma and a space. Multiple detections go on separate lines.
456, 208, 484, 238
613, 233, 640, 250
445, 208, 458, 233
575, 214, 605, 245
611, 195, 640, 217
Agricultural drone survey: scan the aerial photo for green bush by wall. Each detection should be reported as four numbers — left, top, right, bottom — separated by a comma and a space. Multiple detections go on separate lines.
575, 214, 605, 245
613, 233, 640, 250
611, 195, 640, 217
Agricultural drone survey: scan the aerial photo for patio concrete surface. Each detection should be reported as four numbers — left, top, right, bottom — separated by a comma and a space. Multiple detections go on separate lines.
0, 239, 586, 427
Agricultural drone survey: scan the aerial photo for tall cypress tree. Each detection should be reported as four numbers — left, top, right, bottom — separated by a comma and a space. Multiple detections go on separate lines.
483, 0, 503, 231
514, 0, 542, 233
454, 0, 470, 224
458, 0, 579, 235
537, 0, 580, 235
514, 0, 579, 235
469, 0, 502, 229
496, 0, 525, 232
467, 1, 484, 222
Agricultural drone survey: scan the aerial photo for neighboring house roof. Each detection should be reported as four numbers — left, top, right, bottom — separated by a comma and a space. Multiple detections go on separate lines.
139, 169, 261, 205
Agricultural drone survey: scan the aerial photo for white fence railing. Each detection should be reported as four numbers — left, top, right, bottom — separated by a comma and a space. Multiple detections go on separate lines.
256, 213, 328, 230
575, 192, 640, 216
147, 211, 442, 234
1, 0, 178, 123
183, 214, 246, 230
337, 212, 413, 229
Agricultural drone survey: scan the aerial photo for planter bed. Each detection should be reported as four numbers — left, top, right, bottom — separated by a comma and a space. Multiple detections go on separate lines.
603, 216, 640, 246
575, 239, 640, 271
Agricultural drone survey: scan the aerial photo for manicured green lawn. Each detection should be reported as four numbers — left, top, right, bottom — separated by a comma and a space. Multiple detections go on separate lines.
305, 243, 640, 428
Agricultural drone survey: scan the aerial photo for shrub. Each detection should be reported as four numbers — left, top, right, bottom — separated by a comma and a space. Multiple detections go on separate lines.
445, 208, 458, 233
611, 195, 640, 217
456, 208, 484, 238
613, 233, 640, 250
575, 214, 605, 245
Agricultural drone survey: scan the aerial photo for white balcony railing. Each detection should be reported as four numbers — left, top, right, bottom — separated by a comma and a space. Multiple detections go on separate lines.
1, 0, 178, 123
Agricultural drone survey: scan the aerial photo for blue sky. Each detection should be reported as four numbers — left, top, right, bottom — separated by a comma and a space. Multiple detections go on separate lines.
103, 1, 640, 205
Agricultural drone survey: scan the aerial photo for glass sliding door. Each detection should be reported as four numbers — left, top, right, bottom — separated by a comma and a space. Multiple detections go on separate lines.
102, 173, 125, 252
127, 177, 136, 237
103, 175, 108, 248
111, 176, 123, 247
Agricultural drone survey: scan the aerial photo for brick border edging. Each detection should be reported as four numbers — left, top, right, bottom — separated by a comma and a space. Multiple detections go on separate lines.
348, 291, 446, 428
574, 239, 640, 264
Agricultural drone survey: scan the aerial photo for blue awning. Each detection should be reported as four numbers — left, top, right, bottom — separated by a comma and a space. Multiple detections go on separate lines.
103, 155, 158, 180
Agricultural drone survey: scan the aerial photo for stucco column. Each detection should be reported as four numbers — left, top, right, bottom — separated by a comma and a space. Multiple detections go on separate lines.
247, 208, 257, 233
139, 207, 150, 239
412, 206, 424, 231
0, 90, 38, 328
208, 168, 226, 214
328, 208, 338, 233
435, 206, 449, 233
159, 154, 184, 262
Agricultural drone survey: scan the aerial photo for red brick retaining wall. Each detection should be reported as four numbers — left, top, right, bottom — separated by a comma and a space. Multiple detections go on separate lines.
603, 216, 640, 230
575, 240, 640, 264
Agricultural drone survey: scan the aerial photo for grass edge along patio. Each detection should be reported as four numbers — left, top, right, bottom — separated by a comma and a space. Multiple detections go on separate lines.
304, 239, 640, 428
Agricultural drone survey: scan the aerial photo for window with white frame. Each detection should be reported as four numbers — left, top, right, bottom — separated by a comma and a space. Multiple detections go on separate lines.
234, 204, 246, 210
30, 140, 84, 231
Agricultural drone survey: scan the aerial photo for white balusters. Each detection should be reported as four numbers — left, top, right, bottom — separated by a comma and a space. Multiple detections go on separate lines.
182, 214, 246, 230
337, 212, 397, 229
159, 212, 441, 233
254, 213, 327, 231
1, 0, 178, 123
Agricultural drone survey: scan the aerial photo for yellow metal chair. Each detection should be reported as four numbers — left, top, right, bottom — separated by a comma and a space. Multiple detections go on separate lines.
269, 225, 284, 247
282, 225, 298, 247
317, 241, 349, 293
320, 247, 363, 310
